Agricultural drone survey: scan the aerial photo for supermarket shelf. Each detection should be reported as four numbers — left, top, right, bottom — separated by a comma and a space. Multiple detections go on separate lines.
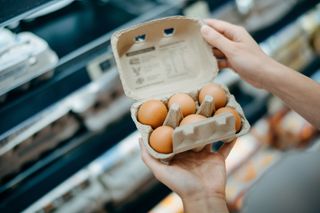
0, 69, 132, 207
0, 126, 87, 195
0, 2, 181, 136
0, 112, 136, 213
16, 1, 143, 58
0, 3, 181, 208
19, 131, 172, 213
251, 0, 320, 42
0, 0, 59, 27
211, 0, 320, 43
1, 0, 318, 137
112, 182, 171, 213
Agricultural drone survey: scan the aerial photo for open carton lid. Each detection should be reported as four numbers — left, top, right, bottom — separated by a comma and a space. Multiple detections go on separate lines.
111, 16, 218, 100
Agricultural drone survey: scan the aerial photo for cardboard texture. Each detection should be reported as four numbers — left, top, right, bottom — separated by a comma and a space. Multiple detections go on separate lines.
111, 16, 250, 162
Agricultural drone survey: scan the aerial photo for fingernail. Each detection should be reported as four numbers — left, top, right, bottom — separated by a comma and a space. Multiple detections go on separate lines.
201, 25, 211, 36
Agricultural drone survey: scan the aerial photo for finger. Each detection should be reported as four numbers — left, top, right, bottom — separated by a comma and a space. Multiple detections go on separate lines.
213, 48, 225, 59
172, 149, 196, 160
217, 138, 237, 159
139, 138, 166, 172
217, 59, 229, 69
174, 144, 212, 161
201, 25, 234, 55
204, 19, 240, 41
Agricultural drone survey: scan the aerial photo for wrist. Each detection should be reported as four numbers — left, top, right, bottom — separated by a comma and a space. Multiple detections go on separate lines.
260, 57, 284, 91
181, 191, 228, 213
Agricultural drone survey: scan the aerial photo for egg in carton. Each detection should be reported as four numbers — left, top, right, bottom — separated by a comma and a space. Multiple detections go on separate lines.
111, 16, 250, 162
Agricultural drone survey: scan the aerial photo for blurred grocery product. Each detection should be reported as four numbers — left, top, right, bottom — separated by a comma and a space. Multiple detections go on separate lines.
214, 0, 298, 32
0, 29, 58, 102
270, 110, 317, 150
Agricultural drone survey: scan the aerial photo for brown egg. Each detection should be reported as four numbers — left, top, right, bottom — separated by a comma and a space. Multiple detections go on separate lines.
137, 100, 168, 129
215, 107, 242, 132
149, 126, 173, 154
168, 93, 196, 117
180, 114, 207, 126
199, 83, 227, 110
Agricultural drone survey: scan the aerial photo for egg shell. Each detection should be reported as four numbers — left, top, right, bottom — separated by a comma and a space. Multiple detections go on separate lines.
149, 126, 174, 154
215, 107, 242, 132
199, 83, 227, 110
168, 93, 196, 117
137, 100, 168, 129
180, 114, 207, 126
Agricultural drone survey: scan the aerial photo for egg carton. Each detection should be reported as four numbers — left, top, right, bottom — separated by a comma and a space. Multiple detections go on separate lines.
0, 112, 80, 181
131, 86, 250, 161
0, 30, 58, 98
111, 16, 250, 162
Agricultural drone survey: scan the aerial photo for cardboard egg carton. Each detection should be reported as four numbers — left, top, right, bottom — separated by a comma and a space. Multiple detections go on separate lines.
111, 16, 250, 161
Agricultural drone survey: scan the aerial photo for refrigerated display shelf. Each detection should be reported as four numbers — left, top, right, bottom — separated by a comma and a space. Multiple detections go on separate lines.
108, 182, 172, 213
0, 2, 181, 136
0, 112, 136, 213
210, 0, 320, 43
0, 88, 267, 212
1, 0, 318, 137
214, 0, 296, 32
0, 0, 58, 27
0, 60, 91, 135
251, 0, 320, 42
16, 1, 142, 58
252, 0, 320, 42
1, 0, 318, 139
0, 125, 87, 194
0, 0, 138, 107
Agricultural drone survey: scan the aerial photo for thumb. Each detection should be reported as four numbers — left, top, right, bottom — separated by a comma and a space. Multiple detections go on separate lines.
201, 25, 233, 56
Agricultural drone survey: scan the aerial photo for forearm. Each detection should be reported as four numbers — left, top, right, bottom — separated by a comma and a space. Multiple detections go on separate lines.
262, 60, 320, 129
182, 194, 229, 213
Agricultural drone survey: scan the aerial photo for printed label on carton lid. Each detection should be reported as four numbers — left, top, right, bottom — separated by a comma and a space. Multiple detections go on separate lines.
112, 16, 218, 100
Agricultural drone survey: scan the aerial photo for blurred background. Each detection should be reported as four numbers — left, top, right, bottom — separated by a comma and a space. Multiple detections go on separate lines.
0, 0, 320, 212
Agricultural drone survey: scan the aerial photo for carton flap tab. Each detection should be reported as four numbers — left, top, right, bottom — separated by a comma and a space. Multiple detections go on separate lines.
112, 16, 218, 100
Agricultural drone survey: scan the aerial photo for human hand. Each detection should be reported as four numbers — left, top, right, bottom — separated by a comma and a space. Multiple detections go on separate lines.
140, 139, 237, 213
201, 19, 277, 89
